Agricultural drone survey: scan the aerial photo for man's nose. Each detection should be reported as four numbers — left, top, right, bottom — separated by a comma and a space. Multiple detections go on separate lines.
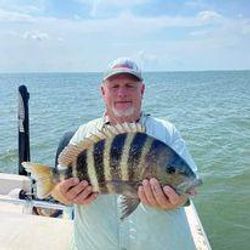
117, 87, 127, 97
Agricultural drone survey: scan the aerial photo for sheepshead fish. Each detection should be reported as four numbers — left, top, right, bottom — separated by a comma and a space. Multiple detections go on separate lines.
22, 122, 202, 219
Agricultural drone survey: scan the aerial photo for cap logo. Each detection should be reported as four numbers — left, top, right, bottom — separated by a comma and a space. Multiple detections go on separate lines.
112, 63, 134, 70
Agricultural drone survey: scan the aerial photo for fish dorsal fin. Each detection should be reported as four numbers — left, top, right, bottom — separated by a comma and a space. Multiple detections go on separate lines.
58, 123, 146, 167
88, 133, 104, 143
58, 128, 109, 166
58, 144, 83, 166
122, 123, 132, 133
104, 122, 145, 136
115, 123, 124, 133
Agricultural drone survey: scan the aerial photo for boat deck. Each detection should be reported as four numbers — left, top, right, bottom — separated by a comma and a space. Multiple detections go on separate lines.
0, 206, 73, 250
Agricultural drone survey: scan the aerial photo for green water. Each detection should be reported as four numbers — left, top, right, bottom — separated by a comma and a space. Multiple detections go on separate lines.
1, 71, 250, 249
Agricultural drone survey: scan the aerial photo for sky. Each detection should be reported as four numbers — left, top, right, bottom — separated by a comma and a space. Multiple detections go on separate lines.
0, 0, 250, 72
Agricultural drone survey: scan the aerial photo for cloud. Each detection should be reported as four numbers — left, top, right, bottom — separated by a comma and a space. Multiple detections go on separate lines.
197, 10, 222, 23
22, 30, 49, 42
0, 7, 235, 35
184, 0, 209, 9
0, 7, 34, 22
0, 0, 45, 14
189, 29, 211, 37
16, 5, 42, 15
76, 0, 149, 8
76, 0, 151, 17
0, 7, 249, 43
96, 0, 150, 7
137, 50, 158, 61
0, 2, 249, 72
240, 20, 250, 35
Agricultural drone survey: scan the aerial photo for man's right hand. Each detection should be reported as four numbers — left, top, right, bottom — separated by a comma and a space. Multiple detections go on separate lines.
52, 178, 98, 205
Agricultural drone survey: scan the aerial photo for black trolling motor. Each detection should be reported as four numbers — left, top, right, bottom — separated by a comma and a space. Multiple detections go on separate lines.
18, 85, 30, 176
16, 85, 65, 218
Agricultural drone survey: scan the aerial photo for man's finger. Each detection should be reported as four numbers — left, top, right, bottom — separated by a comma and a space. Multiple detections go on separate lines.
65, 181, 89, 201
143, 179, 158, 207
74, 192, 98, 205
60, 178, 80, 195
163, 186, 180, 205
150, 178, 169, 208
138, 186, 150, 206
72, 185, 93, 203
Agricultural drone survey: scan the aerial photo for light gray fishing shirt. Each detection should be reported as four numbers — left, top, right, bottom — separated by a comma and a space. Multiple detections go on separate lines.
69, 114, 197, 250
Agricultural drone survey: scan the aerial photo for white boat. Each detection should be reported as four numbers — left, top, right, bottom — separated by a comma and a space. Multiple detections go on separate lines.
0, 85, 211, 249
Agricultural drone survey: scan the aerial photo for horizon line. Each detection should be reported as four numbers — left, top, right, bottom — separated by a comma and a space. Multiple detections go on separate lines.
0, 68, 250, 74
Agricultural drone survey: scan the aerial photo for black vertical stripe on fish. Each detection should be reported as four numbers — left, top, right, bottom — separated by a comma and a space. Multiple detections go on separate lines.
136, 136, 154, 179
127, 132, 148, 180
144, 138, 168, 175
148, 138, 167, 156
110, 133, 127, 179
168, 154, 194, 178
93, 139, 108, 192
76, 150, 90, 182
64, 165, 73, 179
87, 145, 100, 192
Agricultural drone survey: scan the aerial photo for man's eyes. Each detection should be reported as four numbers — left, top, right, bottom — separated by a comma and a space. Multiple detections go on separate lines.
111, 84, 135, 89
126, 84, 135, 88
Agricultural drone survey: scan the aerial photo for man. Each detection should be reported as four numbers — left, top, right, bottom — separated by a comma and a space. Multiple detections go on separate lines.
53, 57, 198, 249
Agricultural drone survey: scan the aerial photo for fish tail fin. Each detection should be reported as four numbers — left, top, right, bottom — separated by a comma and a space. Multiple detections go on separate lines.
22, 162, 55, 199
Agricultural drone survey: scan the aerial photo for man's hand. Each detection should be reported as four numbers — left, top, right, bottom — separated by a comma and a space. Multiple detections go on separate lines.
52, 178, 98, 205
138, 178, 191, 210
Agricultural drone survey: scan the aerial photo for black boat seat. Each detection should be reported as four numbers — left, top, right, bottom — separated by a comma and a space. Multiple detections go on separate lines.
55, 131, 76, 168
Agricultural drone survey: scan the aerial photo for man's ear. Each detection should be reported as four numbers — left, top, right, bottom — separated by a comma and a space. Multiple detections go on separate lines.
141, 83, 145, 96
100, 84, 105, 96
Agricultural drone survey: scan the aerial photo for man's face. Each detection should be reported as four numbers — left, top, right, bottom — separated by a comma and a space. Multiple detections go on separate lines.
101, 74, 145, 122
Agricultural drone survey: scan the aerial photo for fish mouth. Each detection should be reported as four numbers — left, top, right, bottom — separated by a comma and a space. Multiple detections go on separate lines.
186, 178, 202, 193
176, 178, 203, 195
193, 178, 203, 187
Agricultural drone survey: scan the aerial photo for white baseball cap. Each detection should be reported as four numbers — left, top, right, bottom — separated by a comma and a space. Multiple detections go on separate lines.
103, 57, 143, 81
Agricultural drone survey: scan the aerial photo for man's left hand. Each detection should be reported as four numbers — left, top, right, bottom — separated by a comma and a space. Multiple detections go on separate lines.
138, 178, 189, 210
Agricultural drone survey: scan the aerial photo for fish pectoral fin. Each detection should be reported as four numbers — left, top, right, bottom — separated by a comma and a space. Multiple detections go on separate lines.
120, 195, 140, 220
105, 180, 140, 219
22, 162, 55, 199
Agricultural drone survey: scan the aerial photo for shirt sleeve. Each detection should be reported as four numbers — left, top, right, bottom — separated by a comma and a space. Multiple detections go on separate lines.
69, 125, 87, 145
69, 118, 104, 145
168, 124, 198, 173
146, 117, 198, 173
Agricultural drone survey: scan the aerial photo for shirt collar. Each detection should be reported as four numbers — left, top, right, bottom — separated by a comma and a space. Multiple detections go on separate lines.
103, 111, 146, 125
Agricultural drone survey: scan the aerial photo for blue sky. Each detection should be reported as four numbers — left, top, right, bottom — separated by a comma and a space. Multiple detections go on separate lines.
0, 0, 249, 72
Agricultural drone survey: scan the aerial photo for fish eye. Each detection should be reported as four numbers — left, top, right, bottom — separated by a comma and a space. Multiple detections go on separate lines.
166, 166, 176, 174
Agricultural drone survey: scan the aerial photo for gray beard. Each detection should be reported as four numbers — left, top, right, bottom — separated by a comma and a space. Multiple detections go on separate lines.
112, 107, 135, 117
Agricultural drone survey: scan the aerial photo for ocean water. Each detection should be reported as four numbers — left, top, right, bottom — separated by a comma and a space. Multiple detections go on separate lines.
0, 71, 250, 249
